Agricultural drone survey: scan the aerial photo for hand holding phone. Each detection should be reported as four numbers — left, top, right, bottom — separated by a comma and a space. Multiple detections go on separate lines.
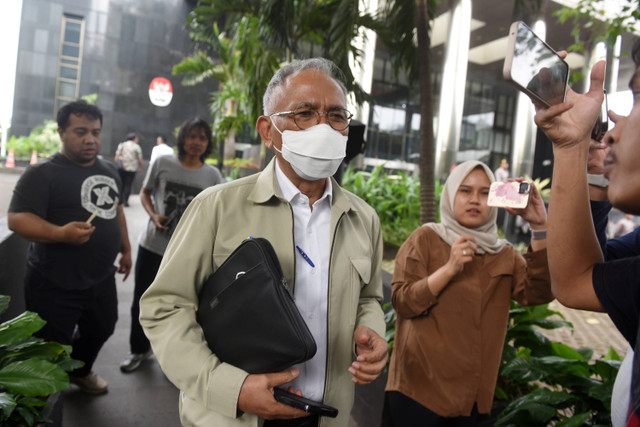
591, 90, 609, 142
487, 181, 531, 209
503, 21, 569, 107
273, 388, 339, 418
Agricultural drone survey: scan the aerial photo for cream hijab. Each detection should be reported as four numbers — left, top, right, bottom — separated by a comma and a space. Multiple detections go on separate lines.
425, 160, 508, 254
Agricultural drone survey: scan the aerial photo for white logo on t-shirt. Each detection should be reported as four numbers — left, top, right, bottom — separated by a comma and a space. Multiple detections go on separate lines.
81, 175, 119, 220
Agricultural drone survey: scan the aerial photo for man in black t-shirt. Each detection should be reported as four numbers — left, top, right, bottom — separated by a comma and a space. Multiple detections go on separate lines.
534, 41, 640, 426
8, 100, 132, 395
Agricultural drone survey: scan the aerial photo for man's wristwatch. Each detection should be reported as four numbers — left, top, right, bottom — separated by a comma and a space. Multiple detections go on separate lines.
587, 173, 609, 188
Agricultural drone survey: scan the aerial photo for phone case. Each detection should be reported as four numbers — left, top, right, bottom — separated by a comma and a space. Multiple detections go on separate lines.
273, 388, 339, 418
503, 21, 569, 107
487, 181, 530, 209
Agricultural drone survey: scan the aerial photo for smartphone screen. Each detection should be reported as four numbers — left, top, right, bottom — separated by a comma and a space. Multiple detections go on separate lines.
503, 21, 569, 107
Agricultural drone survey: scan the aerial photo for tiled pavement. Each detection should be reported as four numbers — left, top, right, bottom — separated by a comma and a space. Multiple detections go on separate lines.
544, 301, 629, 359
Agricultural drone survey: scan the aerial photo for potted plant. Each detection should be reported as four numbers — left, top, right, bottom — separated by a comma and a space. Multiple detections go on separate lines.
0, 295, 82, 426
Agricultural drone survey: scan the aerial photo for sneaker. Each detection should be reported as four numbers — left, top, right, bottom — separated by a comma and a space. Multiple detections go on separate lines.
69, 372, 108, 395
120, 349, 153, 373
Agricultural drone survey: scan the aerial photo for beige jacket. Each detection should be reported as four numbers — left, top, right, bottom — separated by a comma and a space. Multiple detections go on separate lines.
139, 159, 385, 427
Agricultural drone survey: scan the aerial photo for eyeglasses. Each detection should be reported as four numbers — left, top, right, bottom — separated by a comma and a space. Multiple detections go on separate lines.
270, 107, 353, 131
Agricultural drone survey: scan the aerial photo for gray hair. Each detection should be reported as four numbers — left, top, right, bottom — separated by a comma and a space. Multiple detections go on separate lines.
262, 57, 348, 115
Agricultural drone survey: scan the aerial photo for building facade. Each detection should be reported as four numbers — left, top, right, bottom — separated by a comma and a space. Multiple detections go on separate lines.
10, 0, 215, 157
8, 0, 638, 178
362, 0, 638, 181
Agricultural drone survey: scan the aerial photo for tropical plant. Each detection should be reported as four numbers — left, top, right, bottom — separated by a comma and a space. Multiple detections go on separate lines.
176, 0, 445, 222
0, 295, 82, 426
341, 165, 439, 247
377, 0, 441, 224
554, 0, 639, 84
173, 18, 267, 144
555, 0, 639, 53
525, 174, 551, 202
7, 121, 60, 159
494, 301, 621, 426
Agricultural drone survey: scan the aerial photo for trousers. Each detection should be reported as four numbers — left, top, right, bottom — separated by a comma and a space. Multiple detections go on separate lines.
129, 245, 163, 353
263, 415, 318, 427
118, 169, 136, 205
387, 391, 485, 427
24, 264, 118, 377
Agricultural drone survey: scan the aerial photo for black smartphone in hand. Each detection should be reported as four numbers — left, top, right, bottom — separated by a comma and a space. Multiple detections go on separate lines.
273, 388, 339, 418
503, 21, 569, 107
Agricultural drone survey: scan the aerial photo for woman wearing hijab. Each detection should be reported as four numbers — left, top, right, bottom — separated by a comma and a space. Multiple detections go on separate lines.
385, 160, 553, 426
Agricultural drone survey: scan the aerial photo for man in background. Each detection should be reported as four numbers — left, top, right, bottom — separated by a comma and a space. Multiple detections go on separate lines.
494, 158, 509, 183
8, 100, 132, 395
149, 135, 174, 167
114, 132, 143, 206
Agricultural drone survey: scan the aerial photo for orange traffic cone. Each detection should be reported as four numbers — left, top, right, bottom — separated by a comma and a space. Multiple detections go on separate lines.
30, 150, 38, 165
5, 149, 15, 168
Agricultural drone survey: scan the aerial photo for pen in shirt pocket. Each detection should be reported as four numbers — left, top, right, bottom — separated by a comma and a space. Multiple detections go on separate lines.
295, 245, 315, 268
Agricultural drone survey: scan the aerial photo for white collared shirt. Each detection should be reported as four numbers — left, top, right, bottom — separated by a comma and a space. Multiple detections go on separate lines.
274, 160, 331, 401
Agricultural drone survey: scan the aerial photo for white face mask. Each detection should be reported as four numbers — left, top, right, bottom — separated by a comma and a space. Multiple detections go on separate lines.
271, 121, 347, 181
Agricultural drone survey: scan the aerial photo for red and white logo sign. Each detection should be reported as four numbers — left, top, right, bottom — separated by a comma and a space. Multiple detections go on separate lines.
148, 77, 173, 107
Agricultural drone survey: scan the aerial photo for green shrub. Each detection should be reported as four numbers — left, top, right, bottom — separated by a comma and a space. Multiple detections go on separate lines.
494, 301, 620, 426
0, 295, 82, 426
342, 165, 440, 247
8, 121, 61, 159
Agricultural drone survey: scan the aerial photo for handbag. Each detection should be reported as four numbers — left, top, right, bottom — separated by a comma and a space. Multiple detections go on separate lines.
196, 237, 317, 374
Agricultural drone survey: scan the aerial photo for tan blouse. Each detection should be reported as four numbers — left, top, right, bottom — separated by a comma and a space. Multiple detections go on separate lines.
385, 226, 552, 417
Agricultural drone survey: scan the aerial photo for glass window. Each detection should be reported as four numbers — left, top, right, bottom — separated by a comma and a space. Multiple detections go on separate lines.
58, 81, 76, 98
61, 57, 78, 66
64, 22, 81, 43
389, 134, 404, 158
410, 113, 421, 133
55, 15, 84, 116
62, 44, 80, 58
372, 105, 406, 132
60, 66, 78, 80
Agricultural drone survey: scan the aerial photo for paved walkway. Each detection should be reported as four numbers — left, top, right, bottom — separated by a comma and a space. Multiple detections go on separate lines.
544, 301, 629, 358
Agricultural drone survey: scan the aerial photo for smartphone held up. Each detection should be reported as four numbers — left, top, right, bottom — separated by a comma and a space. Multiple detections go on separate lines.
503, 21, 569, 107
488, 181, 532, 209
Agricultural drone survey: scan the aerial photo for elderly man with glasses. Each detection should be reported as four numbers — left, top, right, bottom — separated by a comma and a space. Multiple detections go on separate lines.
140, 57, 388, 427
